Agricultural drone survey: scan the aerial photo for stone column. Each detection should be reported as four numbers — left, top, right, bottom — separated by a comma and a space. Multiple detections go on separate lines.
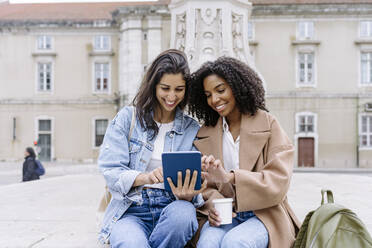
169, 0, 265, 89
147, 15, 162, 64
119, 16, 143, 105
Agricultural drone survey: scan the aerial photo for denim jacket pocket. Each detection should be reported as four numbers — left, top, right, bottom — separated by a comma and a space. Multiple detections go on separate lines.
129, 138, 142, 154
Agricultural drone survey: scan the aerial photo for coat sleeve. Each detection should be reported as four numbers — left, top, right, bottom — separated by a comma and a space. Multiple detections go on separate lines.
23, 160, 35, 182
197, 185, 224, 215
98, 107, 142, 201
233, 117, 294, 212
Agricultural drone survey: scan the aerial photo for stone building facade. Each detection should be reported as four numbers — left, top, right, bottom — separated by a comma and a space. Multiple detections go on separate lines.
1, 0, 372, 168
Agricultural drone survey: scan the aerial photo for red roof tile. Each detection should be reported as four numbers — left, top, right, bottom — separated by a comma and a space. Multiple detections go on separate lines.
251, 0, 372, 4
0, 0, 371, 21
0, 1, 169, 21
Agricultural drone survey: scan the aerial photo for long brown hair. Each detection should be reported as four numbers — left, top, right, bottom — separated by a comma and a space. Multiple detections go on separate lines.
132, 49, 190, 139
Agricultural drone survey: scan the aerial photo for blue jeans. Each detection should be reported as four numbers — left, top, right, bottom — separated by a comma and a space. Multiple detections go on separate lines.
110, 188, 198, 248
197, 211, 269, 248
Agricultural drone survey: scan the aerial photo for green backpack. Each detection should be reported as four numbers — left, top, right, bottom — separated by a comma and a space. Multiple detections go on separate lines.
293, 189, 372, 248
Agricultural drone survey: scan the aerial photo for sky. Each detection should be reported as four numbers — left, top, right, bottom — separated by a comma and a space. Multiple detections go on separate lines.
8, 0, 157, 3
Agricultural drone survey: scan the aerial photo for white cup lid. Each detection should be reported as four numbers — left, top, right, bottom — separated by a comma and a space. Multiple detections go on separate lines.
212, 198, 233, 204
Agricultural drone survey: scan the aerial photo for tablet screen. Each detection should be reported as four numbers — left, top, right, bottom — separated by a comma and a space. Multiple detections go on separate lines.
162, 151, 202, 192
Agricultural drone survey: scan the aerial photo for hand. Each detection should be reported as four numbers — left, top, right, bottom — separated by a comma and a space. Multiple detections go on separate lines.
201, 155, 232, 184
146, 167, 164, 184
208, 207, 237, 227
167, 169, 207, 202
208, 207, 221, 227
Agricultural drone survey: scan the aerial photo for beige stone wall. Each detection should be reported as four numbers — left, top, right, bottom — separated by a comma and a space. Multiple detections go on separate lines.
0, 103, 116, 162
315, 20, 359, 93
0, 29, 119, 162
254, 16, 372, 168
254, 20, 296, 92
267, 97, 364, 168
162, 17, 172, 52
358, 98, 372, 168
254, 19, 362, 94
0, 30, 119, 99
53, 32, 119, 98
0, 34, 35, 98
2, 4, 372, 167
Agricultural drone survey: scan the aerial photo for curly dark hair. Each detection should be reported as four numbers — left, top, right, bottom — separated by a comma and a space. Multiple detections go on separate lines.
189, 57, 267, 126
132, 49, 190, 139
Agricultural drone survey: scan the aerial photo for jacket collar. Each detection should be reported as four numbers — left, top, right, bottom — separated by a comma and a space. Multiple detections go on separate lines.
194, 110, 271, 172
172, 107, 185, 135
147, 107, 185, 141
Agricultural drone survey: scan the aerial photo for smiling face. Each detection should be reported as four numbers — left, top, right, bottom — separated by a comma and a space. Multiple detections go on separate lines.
155, 73, 186, 117
203, 74, 239, 119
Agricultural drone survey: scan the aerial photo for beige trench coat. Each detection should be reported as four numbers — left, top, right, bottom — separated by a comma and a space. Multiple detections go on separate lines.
194, 110, 301, 248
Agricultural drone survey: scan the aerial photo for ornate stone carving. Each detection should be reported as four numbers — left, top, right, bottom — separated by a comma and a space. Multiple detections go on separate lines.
175, 12, 186, 51
169, 0, 261, 83
195, 8, 222, 67
200, 8, 217, 25
232, 12, 247, 63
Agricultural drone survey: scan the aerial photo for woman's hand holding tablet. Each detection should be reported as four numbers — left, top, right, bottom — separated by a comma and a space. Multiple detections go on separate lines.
166, 169, 207, 201
162, 151, 207, 201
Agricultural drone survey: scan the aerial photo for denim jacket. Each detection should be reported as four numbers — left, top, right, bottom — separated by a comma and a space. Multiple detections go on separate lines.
98, 106, 204, 244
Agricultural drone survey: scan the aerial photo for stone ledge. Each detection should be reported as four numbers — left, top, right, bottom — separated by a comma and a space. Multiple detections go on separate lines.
291, 40, 321, 46
0, 98, 117, 105
252, 3, 372, 17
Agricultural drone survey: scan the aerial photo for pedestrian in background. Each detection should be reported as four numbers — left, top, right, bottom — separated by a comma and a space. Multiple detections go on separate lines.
22, 147, 39, 182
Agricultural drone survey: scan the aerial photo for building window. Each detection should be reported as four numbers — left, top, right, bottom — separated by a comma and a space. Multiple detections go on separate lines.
298, 21, 314, 40
95, 119, 108, 147
247, 21, 254, 40
360, 115, 372, 148
37, 35, 52, 50
94, 62, 109, 92
360, 21, 372, 37
361, 52, 372, 85
39, 119, 51, 132
296, 113, 316, 133
94, 35, 110, 51
298, 52, 314, 86
12, 117, 17, 140
298, 115, 314, 133
37, 118, 52, 161
38, 62, 52, 91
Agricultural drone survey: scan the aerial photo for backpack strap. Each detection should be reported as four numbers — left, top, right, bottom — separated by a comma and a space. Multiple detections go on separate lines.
100, 106, 136, 209
128, 106, 136, 144
293, 210, 314, 248
106, 106, 136, 199
321, 189, 334, 205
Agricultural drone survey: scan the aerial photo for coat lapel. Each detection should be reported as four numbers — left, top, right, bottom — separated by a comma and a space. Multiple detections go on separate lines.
194, 119, 233, 196
194, 110, 271, 172
239, 111, 271, 171
194, 118, 224, 163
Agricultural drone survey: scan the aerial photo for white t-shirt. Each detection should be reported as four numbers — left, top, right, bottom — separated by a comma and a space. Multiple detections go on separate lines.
222, 117, 240, 172
144, 121, 174, 189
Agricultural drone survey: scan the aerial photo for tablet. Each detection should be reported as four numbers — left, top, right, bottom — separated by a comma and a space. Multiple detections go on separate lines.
162, 151, 202, 192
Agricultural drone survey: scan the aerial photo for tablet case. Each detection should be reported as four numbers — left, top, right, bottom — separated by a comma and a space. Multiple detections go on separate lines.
162, 151, 202, 192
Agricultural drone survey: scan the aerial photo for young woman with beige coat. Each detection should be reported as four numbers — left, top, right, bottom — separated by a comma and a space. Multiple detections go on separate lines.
189, 57, 301, 248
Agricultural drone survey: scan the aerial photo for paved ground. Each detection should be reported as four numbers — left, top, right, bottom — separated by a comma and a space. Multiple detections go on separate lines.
0, 162, 98, 186
0, 163, 371, 248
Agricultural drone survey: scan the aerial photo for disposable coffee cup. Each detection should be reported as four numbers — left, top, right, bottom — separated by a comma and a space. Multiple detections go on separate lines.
212, 198, 233, 225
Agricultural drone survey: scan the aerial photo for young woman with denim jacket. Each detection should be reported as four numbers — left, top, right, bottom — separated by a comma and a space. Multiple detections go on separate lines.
98, 49, 207, 248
